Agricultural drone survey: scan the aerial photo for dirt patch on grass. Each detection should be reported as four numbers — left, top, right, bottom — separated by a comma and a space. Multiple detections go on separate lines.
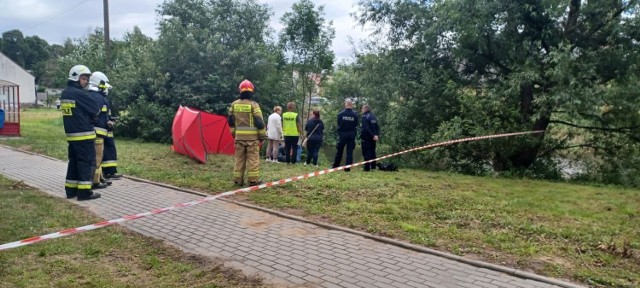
536, 256, 574, 268
17, 145, 32, 152
9, 180, 32, 190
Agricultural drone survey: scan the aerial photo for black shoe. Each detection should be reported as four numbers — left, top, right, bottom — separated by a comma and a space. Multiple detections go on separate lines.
66, 192, 77, 199
248, 181, 263, 186
78, 192, 101, 201
92, 182, 108, 189
105, 173, 123, 179
234, 181, 244, 187
101, 179, 113, 186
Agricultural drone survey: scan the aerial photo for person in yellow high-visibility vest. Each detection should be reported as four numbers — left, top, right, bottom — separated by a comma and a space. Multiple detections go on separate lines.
228, 79, 267, 186
282, 102, 303, 164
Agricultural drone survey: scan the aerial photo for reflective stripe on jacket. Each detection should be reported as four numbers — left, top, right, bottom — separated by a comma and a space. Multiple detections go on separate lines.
228, 99, 266, 141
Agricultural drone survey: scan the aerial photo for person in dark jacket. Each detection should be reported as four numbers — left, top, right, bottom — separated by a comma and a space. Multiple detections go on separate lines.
88, 72, 112, 189
101, 89, 121, 180
61, 65, 101, 201
360, 104, 380, 171
304, 109, 324, 166
332, 99, 359, 171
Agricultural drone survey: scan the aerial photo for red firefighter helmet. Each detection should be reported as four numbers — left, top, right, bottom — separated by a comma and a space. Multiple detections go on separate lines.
239, 79, 254, 93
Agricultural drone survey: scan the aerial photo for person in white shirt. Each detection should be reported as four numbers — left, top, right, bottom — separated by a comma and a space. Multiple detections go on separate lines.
266, 106, 284, 162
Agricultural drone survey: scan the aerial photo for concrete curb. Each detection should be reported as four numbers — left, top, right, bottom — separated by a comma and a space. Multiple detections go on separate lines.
1, 144, 584, 288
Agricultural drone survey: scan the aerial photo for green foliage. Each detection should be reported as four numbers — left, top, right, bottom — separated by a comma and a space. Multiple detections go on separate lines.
354, 0, 640, 185
280, 0, 335, 119
1, 30, 27, 67
48, 0, 292, 143
115, 0, 290, 142
1, 30, 53, 84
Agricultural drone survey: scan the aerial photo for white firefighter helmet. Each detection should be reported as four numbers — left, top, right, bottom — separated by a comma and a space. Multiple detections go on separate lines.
68, 65, 92, 81
89, 71, 112, 92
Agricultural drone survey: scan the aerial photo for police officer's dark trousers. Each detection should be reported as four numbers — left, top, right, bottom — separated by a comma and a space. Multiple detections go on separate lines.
65, 140, 96, 198
362, 139, 377, 171
333, 135, 355, 171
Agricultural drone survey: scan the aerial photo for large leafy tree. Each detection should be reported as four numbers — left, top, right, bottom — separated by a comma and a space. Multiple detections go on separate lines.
280, 0, 335, 120
356, 0, 640, 177
118, 0, 289, 142
50, 27, 160, 139
1, 30, 27, 67
1, 30, 53, 84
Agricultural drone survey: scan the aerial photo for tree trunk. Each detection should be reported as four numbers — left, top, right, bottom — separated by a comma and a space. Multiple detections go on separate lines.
300, 70, 307, 121
494, 83, 550, 170
508, 113, 550, 168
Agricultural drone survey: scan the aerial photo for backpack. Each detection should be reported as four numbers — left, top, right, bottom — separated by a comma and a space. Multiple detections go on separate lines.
376, 162, 398, 171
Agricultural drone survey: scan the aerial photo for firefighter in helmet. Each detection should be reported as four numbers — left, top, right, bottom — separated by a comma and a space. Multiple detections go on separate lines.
101, 83, 122, 180
61, 65, 101, 201
88, 71, 112, 189
228, 79, 267, 186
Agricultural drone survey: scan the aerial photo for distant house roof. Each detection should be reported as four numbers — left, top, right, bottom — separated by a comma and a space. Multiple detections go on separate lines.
0, 52, 34, 77
0, 79, 19, 87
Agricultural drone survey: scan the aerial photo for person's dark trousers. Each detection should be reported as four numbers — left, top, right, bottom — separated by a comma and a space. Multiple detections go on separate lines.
332, 135, 355, 171
362, 139, 377, 171
65, 140, 96, 198
102, 135, 119, 176
284, 136, 299, 164
305, 140, 322, 165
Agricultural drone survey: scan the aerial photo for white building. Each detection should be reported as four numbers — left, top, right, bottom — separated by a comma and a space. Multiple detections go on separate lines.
0, 52, 36, 104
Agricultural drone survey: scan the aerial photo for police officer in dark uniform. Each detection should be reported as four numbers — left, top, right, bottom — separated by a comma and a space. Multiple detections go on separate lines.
60, 65, 101, 201
360, 104, 379, 171
332, 99, 359, 172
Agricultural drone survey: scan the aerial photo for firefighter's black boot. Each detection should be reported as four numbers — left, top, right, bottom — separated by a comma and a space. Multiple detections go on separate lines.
78, 191, 101, 201
105, 173, 123, 179
92, 182, 108, 189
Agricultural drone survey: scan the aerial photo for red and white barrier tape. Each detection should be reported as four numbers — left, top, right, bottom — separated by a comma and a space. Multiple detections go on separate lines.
0, 130, 543, 251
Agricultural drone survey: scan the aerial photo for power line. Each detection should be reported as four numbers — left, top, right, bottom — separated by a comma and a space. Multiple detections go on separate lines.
1, 0, 90, 32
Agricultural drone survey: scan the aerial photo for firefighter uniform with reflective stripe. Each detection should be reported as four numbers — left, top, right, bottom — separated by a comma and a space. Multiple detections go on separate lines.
101, 95, 119, 177
228, 97, 266, 185
90, 90, 109, 184
61, 80, 100, 198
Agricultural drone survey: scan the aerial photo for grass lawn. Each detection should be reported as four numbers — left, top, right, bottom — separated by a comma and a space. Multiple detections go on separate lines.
2, 109, 639, 287
0, 176, 264, 287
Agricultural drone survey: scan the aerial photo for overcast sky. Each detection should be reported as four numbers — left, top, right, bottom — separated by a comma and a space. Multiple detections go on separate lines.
0, 0, 371, 61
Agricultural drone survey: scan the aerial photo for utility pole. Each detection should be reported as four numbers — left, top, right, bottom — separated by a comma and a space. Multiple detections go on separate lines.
103, 0, 111, 69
